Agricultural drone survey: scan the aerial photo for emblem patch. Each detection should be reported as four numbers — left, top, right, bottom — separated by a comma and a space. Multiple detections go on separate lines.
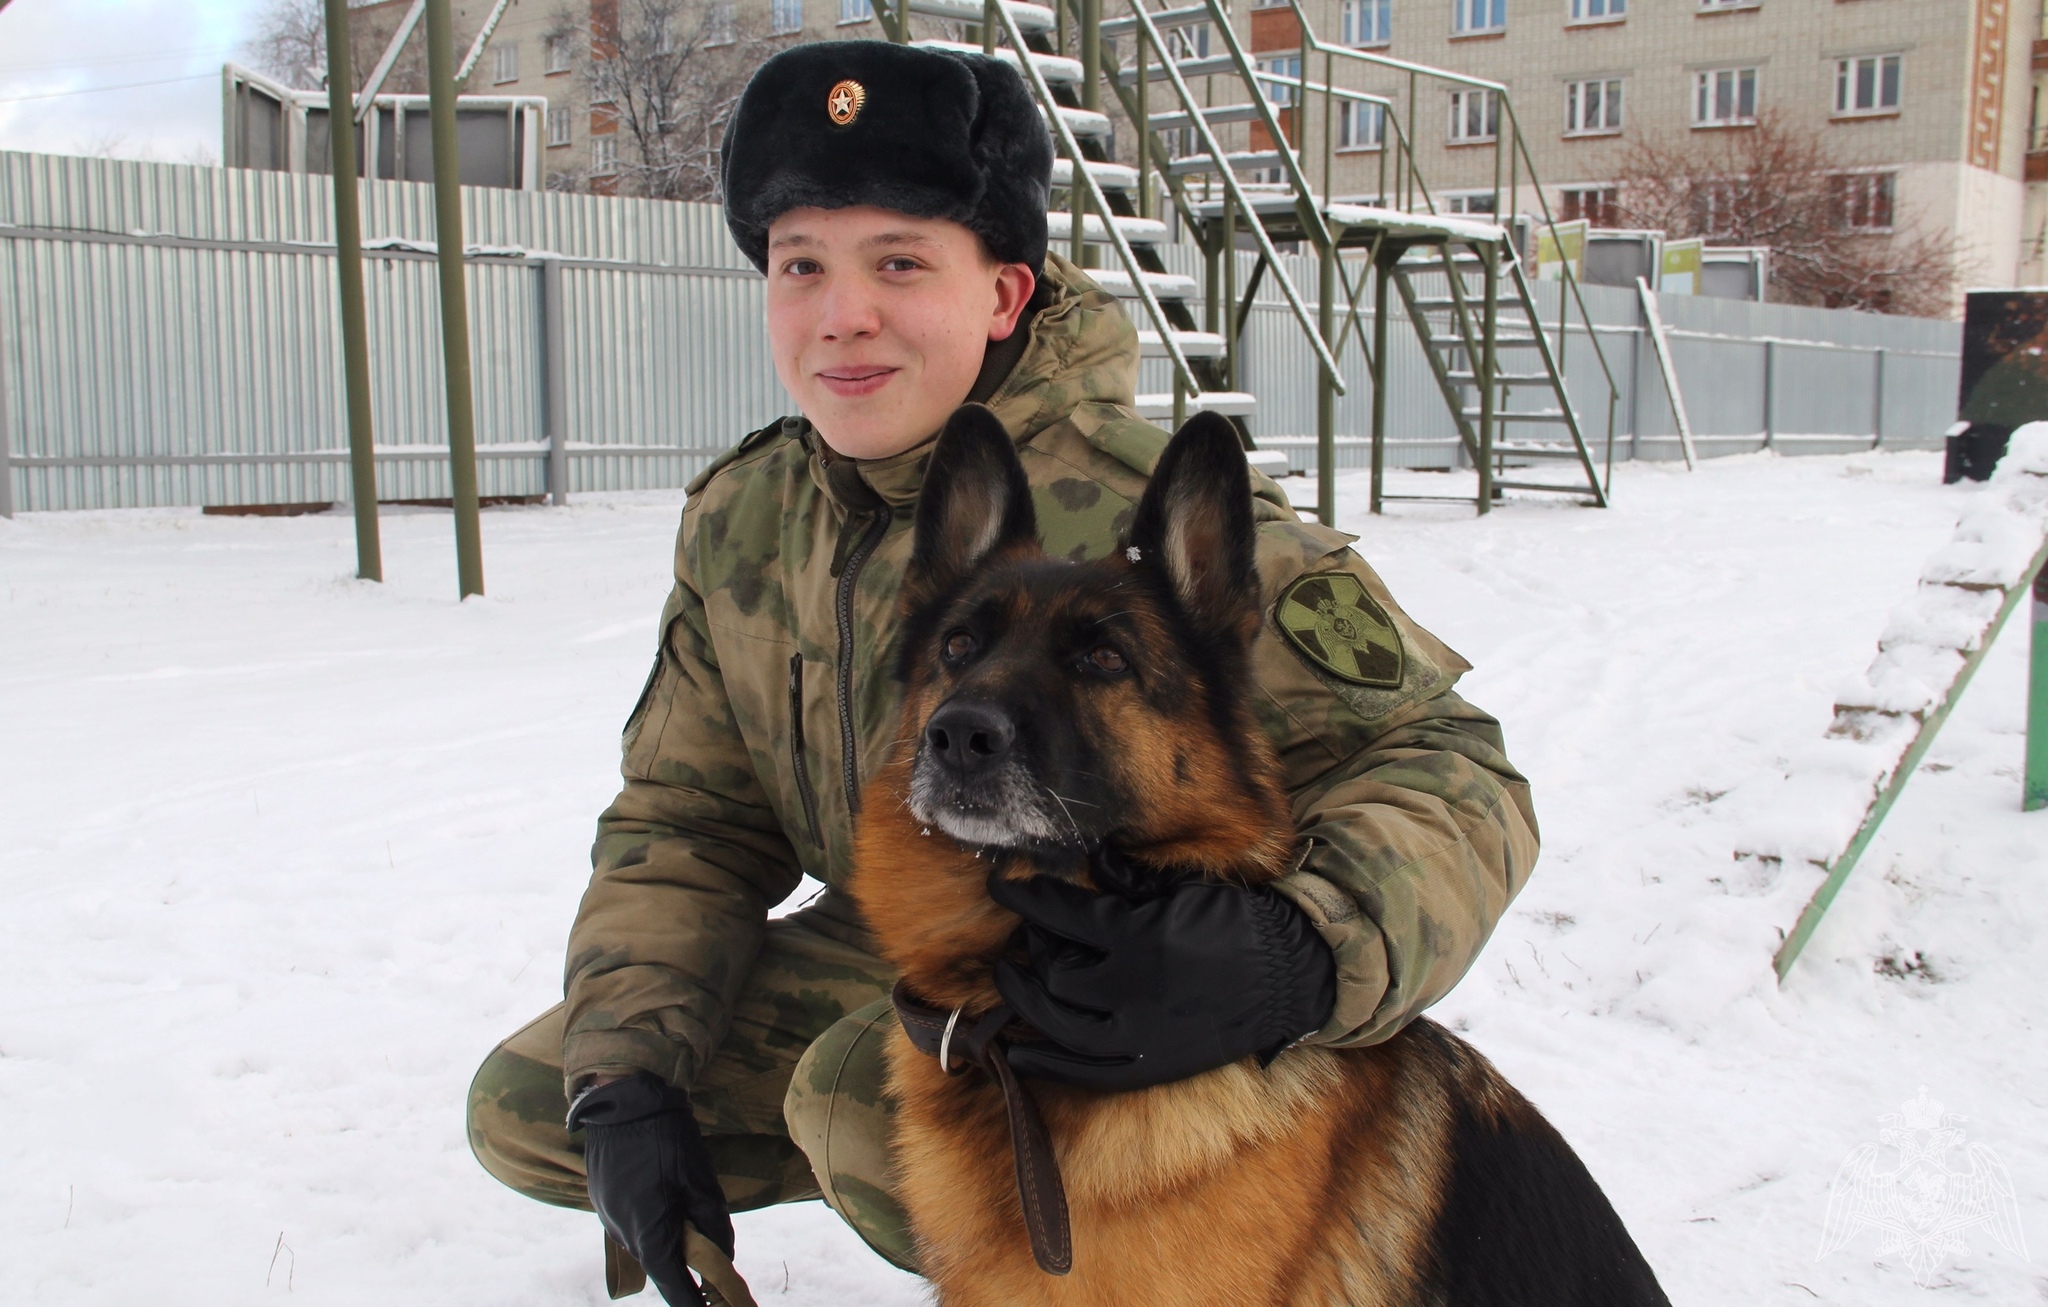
826, 79, 866, 126
1275, 573, 1404, 688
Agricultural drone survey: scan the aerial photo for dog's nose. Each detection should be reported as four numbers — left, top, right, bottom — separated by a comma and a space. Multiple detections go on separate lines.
924, 701, 1016, 776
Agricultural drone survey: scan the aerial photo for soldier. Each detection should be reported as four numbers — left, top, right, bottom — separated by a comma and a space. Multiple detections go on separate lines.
467, 38, 1539, 1305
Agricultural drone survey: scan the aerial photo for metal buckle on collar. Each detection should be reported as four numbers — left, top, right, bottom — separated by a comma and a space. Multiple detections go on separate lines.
938, 1005, 966, 1076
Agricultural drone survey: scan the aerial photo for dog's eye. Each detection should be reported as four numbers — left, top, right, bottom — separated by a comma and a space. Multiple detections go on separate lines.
942, 630, 978, 663
1086, 646, 1129, 675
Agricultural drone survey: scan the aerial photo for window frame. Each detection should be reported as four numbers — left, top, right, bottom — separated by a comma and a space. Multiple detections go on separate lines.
544, 34, 573, 74
1692, 66, 1759, 128
1445, 191, 1499, 215
491, 42, 519, 84
1833, 53, 1901, 118
1448, 87, 1500, 143
1696, 0, 1761, 12
1337, 100, 1387, 152
1341, 0, 1393, 46
838, 0, 874, 24
1564, 77, 1624, 136
546, 105, 573, 147
590, 134, 619, 176
705, 1, 737, 45
1256, 54, 1304, 106
770, 0, 805, 36
1567, 0, 1626, 24
1829, 169, 1896, 232
1559, 185, 1619, 225
1452, 0, 1508, 37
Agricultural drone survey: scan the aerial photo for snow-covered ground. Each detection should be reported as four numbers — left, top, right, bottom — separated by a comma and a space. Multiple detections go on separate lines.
2, 451, 2041, 1305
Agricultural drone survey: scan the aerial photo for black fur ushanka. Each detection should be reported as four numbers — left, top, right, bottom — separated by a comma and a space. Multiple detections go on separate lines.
719, 40, 1055, 273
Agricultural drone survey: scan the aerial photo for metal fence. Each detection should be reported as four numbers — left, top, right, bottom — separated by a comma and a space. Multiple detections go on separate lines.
1150, 245, 1962, 474
0, 151, 1962, 514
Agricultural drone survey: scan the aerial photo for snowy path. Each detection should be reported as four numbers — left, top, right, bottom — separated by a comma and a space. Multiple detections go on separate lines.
1, 453, 2041, 1305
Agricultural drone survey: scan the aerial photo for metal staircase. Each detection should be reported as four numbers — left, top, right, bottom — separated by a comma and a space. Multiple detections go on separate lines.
875, 0, 1621, 522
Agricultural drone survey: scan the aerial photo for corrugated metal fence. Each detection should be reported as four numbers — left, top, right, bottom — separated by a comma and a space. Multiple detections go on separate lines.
0, 151, 1962, 513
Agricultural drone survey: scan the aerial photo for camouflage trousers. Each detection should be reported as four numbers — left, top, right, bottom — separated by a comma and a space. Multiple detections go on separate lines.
465, 895, 918, 1271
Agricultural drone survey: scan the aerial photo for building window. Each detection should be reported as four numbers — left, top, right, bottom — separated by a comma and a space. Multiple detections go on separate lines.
1697, 0, 1757, 10
1257, 55, 1303, 105
1834, 54, 1901, 116
1252, 0, 1288, 9
1453, 0, 1507, 35
491, 43, 519, 84
1559, 185, 1618, 224
839, 0, 873, 21
1689, 180, 1739, 236
1693, 66, 1758, 126
1342, 0, 1392, 45
1167, 24, 1211, 59
1569, 0, 1624, 21
1446, 192, 1498, 214
1449, 88, 1500, 142
544, 34, 573, 73
706, 1, 736, 43
591, 134, 618, 175
1338, 100, 1386, 150
1829, 171, 1895, 231
1566, 77, 1623, 134
547, 106, 573, 146
771, 0, 804, 33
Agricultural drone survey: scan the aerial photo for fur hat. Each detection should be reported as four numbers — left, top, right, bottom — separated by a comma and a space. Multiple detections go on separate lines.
720, 41, 1054, 274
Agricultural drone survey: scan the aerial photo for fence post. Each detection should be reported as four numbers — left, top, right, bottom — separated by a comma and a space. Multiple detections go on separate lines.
1871, 346, 1887, 449
0, 302, 14, 518
425, 0, 486, 598
1761, 338, 1775, 449
540, 258, 569, 506
2029, 567, 2048, 812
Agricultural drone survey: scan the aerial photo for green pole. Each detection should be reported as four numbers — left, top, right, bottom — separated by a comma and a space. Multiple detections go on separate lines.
1316, 237, 1336, 528
1370, 248, 1388, 516
2028, 567, 2048, 811
322, 0, 383, 582
425, 0, 485, 599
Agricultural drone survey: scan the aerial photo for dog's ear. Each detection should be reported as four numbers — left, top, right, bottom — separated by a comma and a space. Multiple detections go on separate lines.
1127, 411, 1260, 643
904, 404, 1038, 613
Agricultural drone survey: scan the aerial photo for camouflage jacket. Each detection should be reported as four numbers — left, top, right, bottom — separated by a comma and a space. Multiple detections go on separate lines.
563, 255, 1540, 1091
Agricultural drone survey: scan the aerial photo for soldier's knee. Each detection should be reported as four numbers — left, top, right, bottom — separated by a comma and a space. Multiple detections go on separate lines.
785, 999, 918, 1272
467, 1041, 590, 1211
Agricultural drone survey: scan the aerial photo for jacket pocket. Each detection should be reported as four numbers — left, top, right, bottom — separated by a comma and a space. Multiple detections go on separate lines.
787, 653, 825, 848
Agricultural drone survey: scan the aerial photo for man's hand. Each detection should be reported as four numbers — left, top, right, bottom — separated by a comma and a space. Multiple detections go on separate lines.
568, 1072, 734, 1307
988, 853, 1337, 1092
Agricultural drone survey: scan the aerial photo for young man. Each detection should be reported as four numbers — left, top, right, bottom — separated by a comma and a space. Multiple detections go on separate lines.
468, 39, 1538, 1304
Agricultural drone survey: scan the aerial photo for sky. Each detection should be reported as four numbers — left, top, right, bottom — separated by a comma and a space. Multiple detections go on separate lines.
0, 0, 276, 165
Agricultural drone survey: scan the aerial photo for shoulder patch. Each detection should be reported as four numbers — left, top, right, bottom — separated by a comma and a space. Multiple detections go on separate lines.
685, 417, 797, 497
1275, 572, 1405, 688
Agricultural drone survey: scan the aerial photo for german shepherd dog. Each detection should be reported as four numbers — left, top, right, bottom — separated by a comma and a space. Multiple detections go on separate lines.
849, 406, 1669, 1306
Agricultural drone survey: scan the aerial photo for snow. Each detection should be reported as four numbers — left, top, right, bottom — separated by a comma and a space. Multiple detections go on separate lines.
3, 451, 2044, 1305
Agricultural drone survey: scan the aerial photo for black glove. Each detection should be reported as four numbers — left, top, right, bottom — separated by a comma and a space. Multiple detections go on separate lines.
567, 1072, 734, 1307
988, 852, 1337, 1092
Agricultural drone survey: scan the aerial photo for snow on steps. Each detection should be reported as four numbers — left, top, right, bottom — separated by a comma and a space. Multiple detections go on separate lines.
1730, 424, 2048, 874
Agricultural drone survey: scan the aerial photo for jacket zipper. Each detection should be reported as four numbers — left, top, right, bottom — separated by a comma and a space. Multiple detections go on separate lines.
836, 508, 891, 816
786, 653, 824, 847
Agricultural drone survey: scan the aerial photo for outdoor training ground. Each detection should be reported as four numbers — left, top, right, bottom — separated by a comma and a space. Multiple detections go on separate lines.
2, 451, 2042, 1304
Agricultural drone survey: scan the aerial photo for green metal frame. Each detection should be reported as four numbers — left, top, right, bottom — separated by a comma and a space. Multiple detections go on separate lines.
1774, 540, 2048, 981
322, 0, 383, 582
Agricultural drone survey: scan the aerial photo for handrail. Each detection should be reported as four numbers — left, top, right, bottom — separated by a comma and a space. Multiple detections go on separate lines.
987, 0, 1203, 397
1286, 4, 1620, 410
1129, 0, 1347, 390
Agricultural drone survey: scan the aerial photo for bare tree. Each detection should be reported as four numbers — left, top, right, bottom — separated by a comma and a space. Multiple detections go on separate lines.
245, 0, 329, 89
241, 0, 443, 95
1612, 111, 1957, 317
557, 0, 780, 201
